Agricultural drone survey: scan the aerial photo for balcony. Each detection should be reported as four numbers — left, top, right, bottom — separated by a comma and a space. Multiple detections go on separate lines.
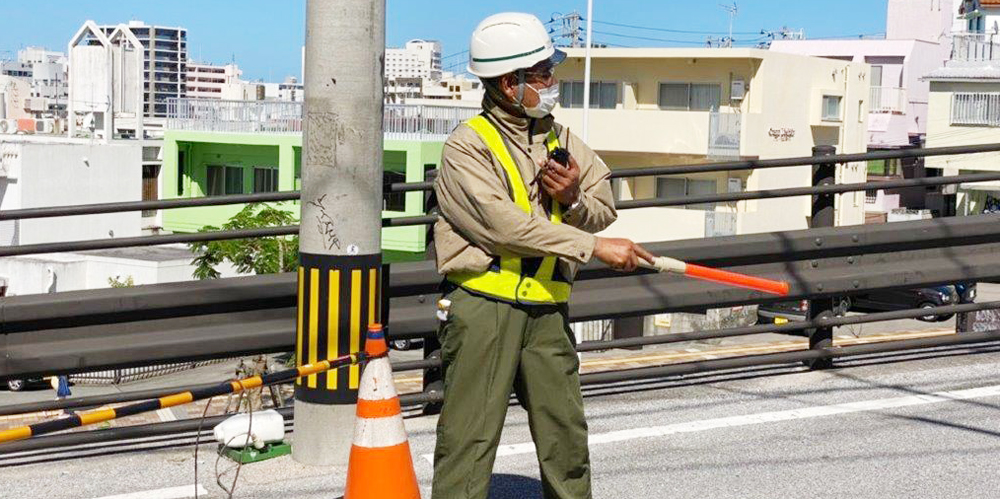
708, 111, 741, 160
166, 98, 480, 138
869, 86, 907, 114
951, 33, 1000, 62
557, 108, 720, 156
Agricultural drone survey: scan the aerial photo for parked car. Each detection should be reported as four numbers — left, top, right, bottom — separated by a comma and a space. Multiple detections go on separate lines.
851, 285, 959, 322
4, 377, 45, 392
757, 284, 973, 325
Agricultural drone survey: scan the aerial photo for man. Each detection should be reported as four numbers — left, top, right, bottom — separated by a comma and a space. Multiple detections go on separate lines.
431, 12, 654, 499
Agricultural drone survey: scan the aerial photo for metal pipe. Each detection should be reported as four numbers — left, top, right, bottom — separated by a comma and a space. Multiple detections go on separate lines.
616, 172, 1000, 210
4, 143, 1000, 221
609, 142, 1000, 179
576, 301, 1000, 352
0, 192, 301, 222
0, 357, 432, 417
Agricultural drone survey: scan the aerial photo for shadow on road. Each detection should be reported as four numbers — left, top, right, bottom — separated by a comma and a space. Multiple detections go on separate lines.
489, 473, 542, 498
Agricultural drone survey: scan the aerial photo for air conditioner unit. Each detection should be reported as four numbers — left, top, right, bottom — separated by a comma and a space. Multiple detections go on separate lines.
34, 119, 54, 134
0, 119, 16, 134
730, 79, 746, 101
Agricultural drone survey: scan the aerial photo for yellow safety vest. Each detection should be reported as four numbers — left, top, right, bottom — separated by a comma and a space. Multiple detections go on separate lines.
448, 115, 573, 305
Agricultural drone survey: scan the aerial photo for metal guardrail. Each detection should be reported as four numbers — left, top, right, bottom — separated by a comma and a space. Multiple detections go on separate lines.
952, 32, 1000, 62
3, 143, 1000, 423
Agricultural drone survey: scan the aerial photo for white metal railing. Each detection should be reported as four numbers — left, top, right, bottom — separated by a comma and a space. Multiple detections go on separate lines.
167, 98, 480, 139
951, 92, 1000, 127
383, 103, 480, 140
952, 32, 1000, 62
707, 111, 741, 160
869, 86, 907, 114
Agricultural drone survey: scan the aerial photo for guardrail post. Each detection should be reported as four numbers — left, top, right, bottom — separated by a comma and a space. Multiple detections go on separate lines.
806, 145, 837, 369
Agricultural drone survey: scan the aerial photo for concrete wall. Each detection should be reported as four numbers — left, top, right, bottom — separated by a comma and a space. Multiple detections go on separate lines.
0, 252, 242, 296
925, 80, 1000, 171
887, 0, 957, 42
0, 139, 142, 246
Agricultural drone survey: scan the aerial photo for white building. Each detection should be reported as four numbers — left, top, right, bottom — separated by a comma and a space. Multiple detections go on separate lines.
263, 76, 303, 102
186, 62, 244, 100
420, 72, 484, 103
385, 39, 442, 80
554, 48, 869, 241
18, 47, 69, 117
924, 0, 1000, 216
92, 20, 188, 119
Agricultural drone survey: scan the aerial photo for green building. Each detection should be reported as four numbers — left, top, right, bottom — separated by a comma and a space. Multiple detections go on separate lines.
161, 100, 478, 261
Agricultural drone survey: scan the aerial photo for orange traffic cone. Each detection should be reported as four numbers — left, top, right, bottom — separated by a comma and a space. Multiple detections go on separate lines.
344, 324, 421, 499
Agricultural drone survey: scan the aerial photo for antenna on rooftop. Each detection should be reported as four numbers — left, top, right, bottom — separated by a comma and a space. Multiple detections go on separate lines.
721, 2, 739, 48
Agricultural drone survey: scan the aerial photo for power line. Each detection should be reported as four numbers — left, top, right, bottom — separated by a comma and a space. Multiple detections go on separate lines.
590, 19, 759, 36
591, 29, 763, 46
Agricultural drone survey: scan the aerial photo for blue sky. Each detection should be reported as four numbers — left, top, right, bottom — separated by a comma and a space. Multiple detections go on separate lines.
1, 1, 887, 82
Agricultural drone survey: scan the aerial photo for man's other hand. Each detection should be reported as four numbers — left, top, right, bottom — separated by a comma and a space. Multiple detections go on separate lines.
539, 154, 581, 206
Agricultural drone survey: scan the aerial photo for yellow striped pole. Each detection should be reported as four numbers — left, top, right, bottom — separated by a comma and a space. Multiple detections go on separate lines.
0, 352, 369, 445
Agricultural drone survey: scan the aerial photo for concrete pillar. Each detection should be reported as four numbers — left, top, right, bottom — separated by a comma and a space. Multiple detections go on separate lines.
293, 0, 386, 468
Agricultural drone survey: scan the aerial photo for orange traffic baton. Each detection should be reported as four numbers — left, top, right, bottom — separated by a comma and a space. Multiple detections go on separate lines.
641, 256, 790, 296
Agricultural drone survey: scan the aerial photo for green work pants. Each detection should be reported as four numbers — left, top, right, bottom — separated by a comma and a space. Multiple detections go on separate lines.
431, 286, 592, 499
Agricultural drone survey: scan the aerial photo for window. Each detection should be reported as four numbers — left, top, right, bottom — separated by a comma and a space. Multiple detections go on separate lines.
952, 92, 1000, 126
658, 83, 722, 111
177, 150, 186, 196
206, 165, 243, 196
383, 170, 406, 211
655, 177, 718, 211
559, 81, 619, 109
822, 95, 842, 121
254, 166, 279, 193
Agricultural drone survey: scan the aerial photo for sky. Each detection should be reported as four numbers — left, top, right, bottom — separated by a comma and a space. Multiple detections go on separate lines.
1, 0, 888, 82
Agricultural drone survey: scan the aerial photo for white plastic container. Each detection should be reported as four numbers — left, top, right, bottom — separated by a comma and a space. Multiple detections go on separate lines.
213, 409, 286, 449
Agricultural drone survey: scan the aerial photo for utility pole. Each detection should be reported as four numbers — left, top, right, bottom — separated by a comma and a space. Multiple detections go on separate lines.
293, 0, 386, 468
721, 2, 739, 48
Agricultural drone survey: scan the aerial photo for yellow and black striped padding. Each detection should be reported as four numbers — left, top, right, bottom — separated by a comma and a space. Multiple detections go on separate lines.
295, 253, 383, 405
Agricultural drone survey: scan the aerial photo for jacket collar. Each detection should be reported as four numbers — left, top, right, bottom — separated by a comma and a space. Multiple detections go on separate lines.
481, 90, 555, 148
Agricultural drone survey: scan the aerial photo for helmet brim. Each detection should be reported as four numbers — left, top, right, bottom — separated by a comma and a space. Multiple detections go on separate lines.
550, 48, 567, 67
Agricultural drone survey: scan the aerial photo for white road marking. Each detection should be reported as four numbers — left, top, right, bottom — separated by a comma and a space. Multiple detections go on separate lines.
156, 408, 177, 422
90, 484, 208, 499
421, 384, 1000, 464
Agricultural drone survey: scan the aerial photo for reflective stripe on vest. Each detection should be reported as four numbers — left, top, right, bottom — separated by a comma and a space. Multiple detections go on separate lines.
447, 115, 573, 305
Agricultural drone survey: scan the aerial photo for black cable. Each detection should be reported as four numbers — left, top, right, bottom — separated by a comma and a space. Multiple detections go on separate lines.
590, 19, 759, 36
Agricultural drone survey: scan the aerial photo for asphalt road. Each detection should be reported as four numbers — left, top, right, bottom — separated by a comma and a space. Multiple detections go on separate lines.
2, 338, 999, 499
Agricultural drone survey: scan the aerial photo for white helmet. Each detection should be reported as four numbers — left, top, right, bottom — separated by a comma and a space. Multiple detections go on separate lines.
467, 12, 566, 78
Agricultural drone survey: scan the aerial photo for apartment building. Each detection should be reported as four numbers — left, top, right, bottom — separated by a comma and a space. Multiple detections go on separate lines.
925, 0, 1000, 215
554, 48, 869, 242
385, 39, 442, 80
771, 0, 958, 221
1, 47, 69, 118
186, 62, 243, 99
87, 20, 189, 119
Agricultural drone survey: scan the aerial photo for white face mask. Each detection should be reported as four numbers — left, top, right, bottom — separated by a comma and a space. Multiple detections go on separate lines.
523, 82, 560, 118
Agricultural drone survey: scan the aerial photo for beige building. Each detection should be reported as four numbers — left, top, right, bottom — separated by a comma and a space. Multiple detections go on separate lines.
553, 48, 870, 241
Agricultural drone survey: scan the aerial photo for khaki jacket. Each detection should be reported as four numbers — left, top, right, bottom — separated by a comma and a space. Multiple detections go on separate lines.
433, 94, 617, 282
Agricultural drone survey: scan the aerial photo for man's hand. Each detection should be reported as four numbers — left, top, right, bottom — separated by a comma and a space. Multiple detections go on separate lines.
593, 237, 655, 272
538, 154, 581, 206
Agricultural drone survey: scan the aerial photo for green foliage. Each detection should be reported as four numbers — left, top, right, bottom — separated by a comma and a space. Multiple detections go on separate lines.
108, 275, 135, 288
189, 203, 299, 279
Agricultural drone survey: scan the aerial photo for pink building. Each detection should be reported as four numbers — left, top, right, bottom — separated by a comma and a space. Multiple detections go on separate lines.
771, 0, 958, 150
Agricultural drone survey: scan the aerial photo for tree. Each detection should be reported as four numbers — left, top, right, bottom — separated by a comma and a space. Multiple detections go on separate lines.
189, 203, 299, 279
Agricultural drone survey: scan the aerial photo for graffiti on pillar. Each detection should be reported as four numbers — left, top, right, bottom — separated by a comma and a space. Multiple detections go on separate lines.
971, 308, 1000, 333
308, 194, 342, 251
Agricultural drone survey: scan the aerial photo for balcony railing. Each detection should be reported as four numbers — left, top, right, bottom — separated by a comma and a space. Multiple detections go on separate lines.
707, 111, 741, 160
952, 32, 1000, 62
166, 98, 480, 138
951, 92, 1000, 127
869, 86, 907, 114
